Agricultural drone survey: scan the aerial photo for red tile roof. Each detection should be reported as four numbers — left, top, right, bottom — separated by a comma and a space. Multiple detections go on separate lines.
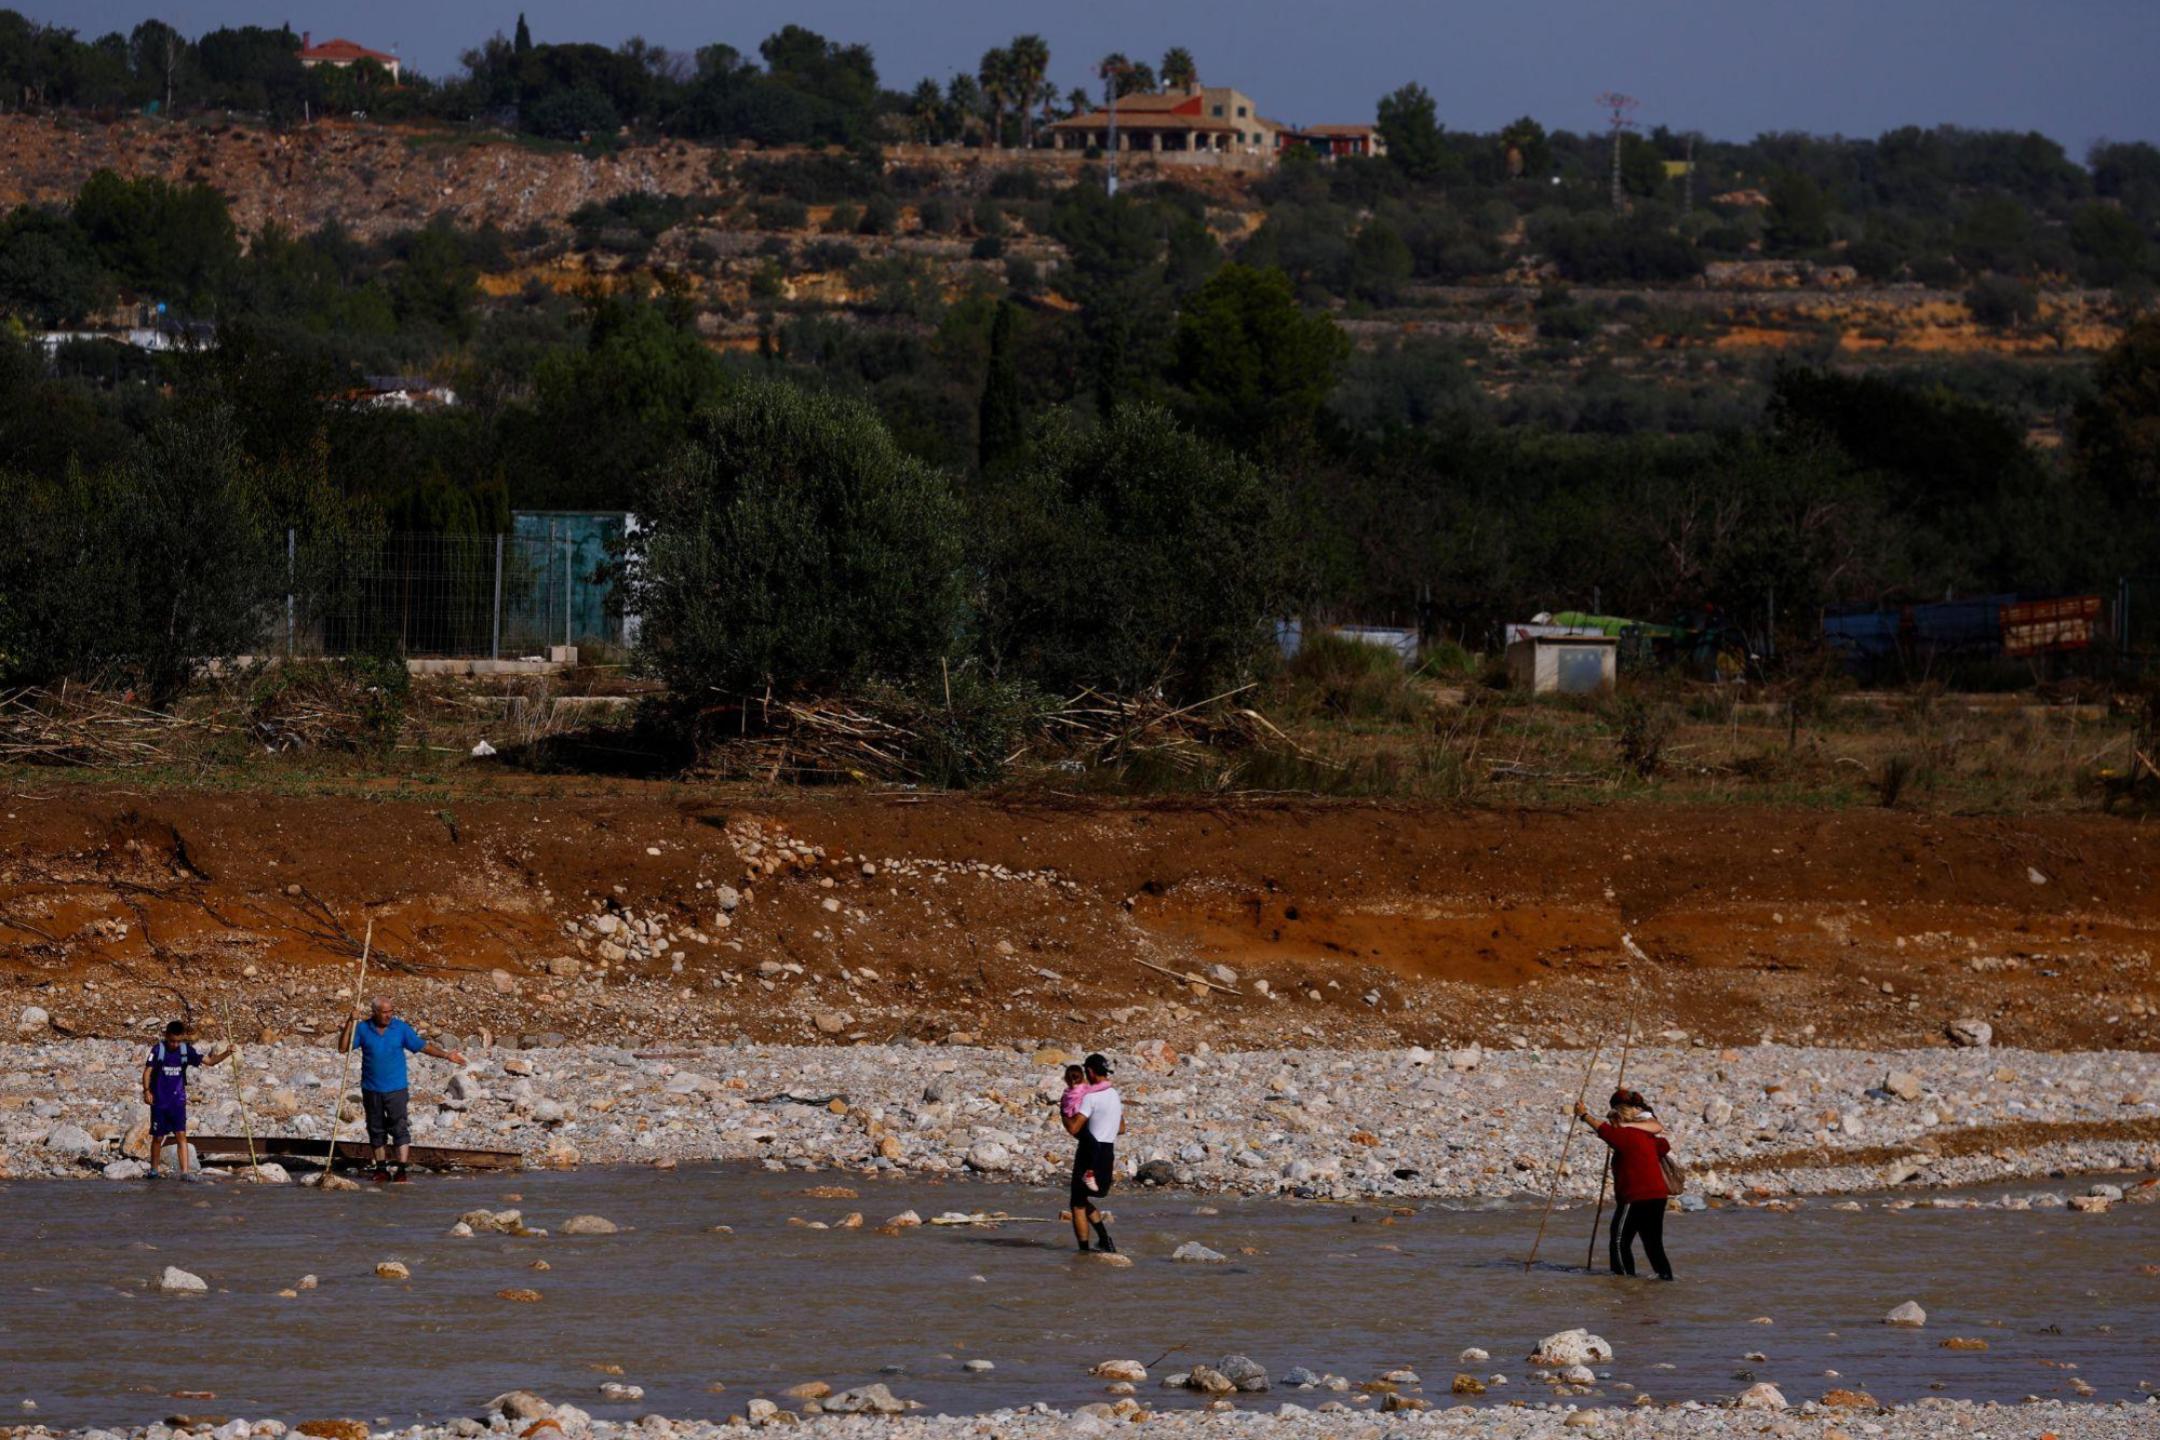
299, 37, 397, 66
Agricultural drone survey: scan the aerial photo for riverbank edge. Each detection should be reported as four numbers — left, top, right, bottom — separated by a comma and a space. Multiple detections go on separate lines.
10, 1397, 2160, 1440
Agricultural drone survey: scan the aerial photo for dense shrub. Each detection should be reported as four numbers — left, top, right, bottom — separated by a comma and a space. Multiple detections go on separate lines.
628, 379, 966, 697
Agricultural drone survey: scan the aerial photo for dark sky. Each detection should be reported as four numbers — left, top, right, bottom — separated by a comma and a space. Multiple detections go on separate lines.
31, 0, 2160, 149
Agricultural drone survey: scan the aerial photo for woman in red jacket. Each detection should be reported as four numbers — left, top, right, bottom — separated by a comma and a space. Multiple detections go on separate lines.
1574, 1088, 1674, 1280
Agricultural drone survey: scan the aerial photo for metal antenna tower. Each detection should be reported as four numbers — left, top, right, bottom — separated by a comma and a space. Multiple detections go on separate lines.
1596, 92, 1638, 211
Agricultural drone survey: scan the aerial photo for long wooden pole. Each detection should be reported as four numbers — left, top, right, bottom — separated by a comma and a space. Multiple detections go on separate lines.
1587, 932, 1653, 1268
317, 918, 372, 1187
217, 999, 262, 1178
1524, 1033, 1604, 1270
1585, 1003, 1639, 1269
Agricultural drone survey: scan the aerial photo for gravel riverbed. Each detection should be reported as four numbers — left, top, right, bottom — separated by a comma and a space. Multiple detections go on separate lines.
11, 1398, 2160, 1440
5, 1038, 2157, 1200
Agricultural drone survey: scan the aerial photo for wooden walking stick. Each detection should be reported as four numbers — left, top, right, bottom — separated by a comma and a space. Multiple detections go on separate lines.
316, 918, 372, 1187
216, 1000, 262, 1179
1586, 931, 1653, 1269
1524, 1032, 1604, 1270
1585, 1001, 1639, 1270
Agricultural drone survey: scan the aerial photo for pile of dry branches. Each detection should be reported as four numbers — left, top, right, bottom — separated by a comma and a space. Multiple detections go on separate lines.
1035, 685, 1318, 774
696, 695, 932, 783
0, 684, 220, 767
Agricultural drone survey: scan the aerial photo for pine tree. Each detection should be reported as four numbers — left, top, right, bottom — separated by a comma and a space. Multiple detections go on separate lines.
514, 13, 532, 54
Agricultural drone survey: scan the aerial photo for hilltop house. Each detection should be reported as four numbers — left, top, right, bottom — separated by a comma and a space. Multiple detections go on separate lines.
1277, 123, 1386, 160
1046, 81, 1283, 159
297, 32, 401, 83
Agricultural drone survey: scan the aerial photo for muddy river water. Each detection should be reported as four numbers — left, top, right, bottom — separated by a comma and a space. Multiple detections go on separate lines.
3, 1167, 2155, 1428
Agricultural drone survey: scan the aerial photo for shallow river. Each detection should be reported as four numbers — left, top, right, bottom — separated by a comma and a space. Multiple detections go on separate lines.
3, 1167, 2155, 1428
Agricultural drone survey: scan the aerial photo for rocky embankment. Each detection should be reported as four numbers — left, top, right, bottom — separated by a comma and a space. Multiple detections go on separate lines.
5, 1035, 2155, 1201
12, 1398, 2159, 1440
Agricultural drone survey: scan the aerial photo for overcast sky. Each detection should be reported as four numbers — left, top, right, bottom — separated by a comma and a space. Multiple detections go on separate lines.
30, 0, 2160, 149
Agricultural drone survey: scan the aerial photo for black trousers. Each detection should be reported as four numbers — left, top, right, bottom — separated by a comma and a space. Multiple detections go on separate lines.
1608, 1198, 1672, 1278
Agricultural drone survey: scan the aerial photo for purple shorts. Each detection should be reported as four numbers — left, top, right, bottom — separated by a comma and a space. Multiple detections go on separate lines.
150, 1103, 187, 1138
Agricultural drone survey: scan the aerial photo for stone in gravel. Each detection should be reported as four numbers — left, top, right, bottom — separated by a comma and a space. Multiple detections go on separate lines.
1136, 1159, 1179, 1187
963, 1143, 1012, 1172
1380, 1393, 1428, 1412
715, 885, 741, 913
1737, 1383, 1787, 1409
1884, 1071, 1923, 1102
1884, 1301, 1926, 1327
158, 1266, 208, 1294
1093, 1362, 1147, 1382
547, 957, 581, 979
42, 1122, 97, 1158
1217, 1355, 1269, 1392
1531, 1330, 1613, 1366
375, 1261, 410, 1280
1171, 1242, 1227, 1263
492, 1392, 553, 1421
295, 1422, 369, 1440
1945, 1019, 1992, 1048
1447, 1045, 1482, 1072
744, 1399, 779, 1424
103, 1158, 148, 1180
1820, 1388, 1879, 1408
562, 1215, 620, 1235
17, 1004, 49, 1036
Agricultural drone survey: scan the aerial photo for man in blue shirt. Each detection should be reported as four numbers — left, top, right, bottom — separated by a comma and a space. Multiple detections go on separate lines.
338, 995, 468, 1182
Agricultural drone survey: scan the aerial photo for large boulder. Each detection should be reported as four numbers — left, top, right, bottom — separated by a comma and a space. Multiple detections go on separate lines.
1216, 1355, 1269, 1392
1737, 1383, 1787, 1409
42, 1123, 98, 1159
1530, 1330, 1613, 1366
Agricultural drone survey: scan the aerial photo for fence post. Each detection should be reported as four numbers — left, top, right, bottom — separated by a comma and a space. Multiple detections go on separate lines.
285, 527, 296, 658
563, 532, 573, 652
491, 533, 504, 662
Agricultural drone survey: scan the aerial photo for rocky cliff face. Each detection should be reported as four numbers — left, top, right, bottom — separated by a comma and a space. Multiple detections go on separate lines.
0, 113, 722, 241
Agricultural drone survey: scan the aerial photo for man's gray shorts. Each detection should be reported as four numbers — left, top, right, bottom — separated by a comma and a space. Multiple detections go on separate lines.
362, 1088, 411, 1147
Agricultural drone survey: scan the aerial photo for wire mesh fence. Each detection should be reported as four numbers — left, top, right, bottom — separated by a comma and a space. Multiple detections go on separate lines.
274, 530, 628, 660
2120, 577, 2160, 671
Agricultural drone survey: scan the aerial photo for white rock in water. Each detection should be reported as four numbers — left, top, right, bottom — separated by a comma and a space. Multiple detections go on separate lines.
1531, 1330, 1613, 1366
1458, 1348, 1489, 1365
821, 1384, 908, 1415
561, 1215, 620, 1235
598, 1383, 644, 1402
1170, 1241, 1228, 1263
1092, 1361, 1148, 1382
16, 1004, 48, 1036
248, 1162, 292, 1184
1884, 1301, 1927, 1327
159, 1266, 208, 1294
1946, 1019, 1992, 1048
103, 1158, 148, 1181
1737, 1382, 1787, 1409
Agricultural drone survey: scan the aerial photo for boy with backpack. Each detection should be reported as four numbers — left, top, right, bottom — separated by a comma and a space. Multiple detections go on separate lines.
143, 1021, 233, 1180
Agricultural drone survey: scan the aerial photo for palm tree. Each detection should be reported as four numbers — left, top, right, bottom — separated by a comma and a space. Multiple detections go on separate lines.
1006, 34, 1050, 149
1160, 47, 1197, 92
978, 46, 1013, 148
908, 77, 943, 144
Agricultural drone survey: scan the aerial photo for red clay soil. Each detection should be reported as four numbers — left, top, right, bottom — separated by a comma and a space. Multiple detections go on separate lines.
2, 781, 2156, 1053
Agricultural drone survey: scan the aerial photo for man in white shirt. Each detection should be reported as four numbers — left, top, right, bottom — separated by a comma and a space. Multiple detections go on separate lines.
1062, 1052, 1122, 1253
